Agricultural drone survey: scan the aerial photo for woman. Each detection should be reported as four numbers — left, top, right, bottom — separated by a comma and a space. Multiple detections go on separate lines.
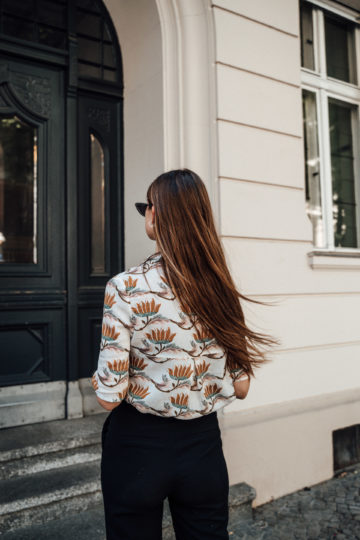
91, 169, 280, 540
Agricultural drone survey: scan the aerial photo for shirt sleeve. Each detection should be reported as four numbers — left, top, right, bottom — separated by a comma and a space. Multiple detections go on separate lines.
91, 276, 132, 403
229, 365, 249, 382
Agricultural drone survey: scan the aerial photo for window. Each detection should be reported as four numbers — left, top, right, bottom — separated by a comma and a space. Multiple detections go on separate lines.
0, 0, 120, 83
0, 116, 38, 264
300, 1, 360, 250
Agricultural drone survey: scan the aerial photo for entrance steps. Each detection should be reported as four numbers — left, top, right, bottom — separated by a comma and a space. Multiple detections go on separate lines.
0, 413, 256, 538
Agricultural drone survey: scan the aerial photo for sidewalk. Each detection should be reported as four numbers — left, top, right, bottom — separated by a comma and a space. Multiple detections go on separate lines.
229, 464, 360, 540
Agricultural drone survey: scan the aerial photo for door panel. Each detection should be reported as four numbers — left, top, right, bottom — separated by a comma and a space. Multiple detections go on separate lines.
0, 56, 65, 287
0, 0, 124, 428
77, 93, 123, 380
0, 56, 66, 392
0, 309, 65, 386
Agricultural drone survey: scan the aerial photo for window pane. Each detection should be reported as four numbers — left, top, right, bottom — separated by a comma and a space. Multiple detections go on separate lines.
2, 0, 33, 18
90, 133, 105, 274
38, 24, 67, 49
1, 1, 67, 49
38, 0, 67, 28
76, 11, 101, 39
78, 62, 101, 79
78, 36, 101, 64
2, 14, 34, 42
103, 68, 117, 82
103, 43, 116, 68
325, 15, 356, 84
76, 0, 101, 15
0, 116, 38, 263
300, 2, 315, 70
328, 99, 358, 248
302, 90, 325, 247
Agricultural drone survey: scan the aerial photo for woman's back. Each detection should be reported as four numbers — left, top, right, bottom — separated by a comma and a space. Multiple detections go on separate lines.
92, 251, 245, 420
95, 169, 279, 539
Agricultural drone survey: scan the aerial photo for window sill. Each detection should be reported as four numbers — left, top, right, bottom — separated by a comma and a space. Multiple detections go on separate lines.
307, 249, 360, 270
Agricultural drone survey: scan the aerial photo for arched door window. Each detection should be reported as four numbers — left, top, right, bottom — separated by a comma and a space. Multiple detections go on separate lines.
0, 0, 121, 82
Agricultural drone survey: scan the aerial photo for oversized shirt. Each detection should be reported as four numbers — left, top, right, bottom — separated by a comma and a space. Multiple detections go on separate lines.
91, 252, 249, 419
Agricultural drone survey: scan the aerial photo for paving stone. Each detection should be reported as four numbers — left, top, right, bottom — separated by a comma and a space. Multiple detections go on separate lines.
229, 465, 360, 539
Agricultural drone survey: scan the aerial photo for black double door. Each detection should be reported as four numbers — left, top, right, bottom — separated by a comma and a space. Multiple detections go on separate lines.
0, 53, 123, 421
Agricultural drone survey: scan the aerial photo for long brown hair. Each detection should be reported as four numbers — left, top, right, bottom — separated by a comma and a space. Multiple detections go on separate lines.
147, 169, 281, 379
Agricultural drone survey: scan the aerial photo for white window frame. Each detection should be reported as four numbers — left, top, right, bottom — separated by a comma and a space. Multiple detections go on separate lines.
301, 0, 360, 253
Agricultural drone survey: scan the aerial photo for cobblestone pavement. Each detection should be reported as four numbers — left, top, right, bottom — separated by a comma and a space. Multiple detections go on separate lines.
228, 465, 360, 540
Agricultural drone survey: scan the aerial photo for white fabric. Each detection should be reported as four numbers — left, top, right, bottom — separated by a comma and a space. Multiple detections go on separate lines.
91, 252, 245, 419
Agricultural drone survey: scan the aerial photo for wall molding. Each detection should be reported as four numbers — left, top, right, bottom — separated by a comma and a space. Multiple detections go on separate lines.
155, 0, 219, 217
220, 386, 360, 429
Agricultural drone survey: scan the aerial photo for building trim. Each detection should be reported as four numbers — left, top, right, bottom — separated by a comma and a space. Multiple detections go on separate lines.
220, 386, 360, 429
155, 0, 219, 217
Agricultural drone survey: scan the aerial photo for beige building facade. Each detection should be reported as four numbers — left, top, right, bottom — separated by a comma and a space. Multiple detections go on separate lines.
107, 0, 360, 506
1, 0, 359, 507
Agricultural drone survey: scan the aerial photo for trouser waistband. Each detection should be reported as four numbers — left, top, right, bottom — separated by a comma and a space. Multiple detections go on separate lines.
109, 398, 220, 435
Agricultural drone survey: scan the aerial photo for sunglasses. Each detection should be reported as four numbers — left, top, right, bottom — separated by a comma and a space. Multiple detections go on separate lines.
135, 201, 153, 217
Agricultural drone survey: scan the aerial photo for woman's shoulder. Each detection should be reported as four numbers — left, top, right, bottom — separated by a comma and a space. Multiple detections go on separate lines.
109, 252, 163, 291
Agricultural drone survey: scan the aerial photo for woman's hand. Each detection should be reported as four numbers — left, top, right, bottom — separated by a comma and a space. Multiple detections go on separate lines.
233, 374, 250, 400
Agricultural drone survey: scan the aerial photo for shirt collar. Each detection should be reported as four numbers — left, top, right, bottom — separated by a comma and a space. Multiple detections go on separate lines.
148, 251, 162, 265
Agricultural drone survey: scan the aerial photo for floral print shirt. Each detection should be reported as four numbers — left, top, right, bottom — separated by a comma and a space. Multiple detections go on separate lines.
91, 252, 248, 419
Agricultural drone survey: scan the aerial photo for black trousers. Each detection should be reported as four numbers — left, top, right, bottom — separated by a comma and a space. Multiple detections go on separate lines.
101, 400, 230, 540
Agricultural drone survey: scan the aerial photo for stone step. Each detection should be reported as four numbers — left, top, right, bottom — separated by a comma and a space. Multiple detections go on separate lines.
0, 442, 101, 480
0, 501, 175, 540
0, 459, 103, 534
0, 482, 256, 539
0, 503, 107, 540
0, 461, 256, 535
0, 411, 257, 536
0, 412, 107, 463
229, 481, 257, 522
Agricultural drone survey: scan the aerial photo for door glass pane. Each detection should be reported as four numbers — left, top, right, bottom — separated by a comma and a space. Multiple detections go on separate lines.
325, 15, 356, 84
302, 90, 324, 247
328, 99, 358, 248
90, 133, 105, 273
76, 2, 118, 82
78, 37, 101, 64
0, 116, 38, 263
1, 0, 68, 49
300, 2, 315, 70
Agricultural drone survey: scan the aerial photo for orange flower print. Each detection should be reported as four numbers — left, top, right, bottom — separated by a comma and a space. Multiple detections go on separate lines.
117, 388, 128, 401
102, 323, 120, 342
91, 374, 98, 391
146, 327, 176, 345
131, 298, 161, 317
107, 359, 129, 376
193, 327, 214, 344
130, 354, 148, 372
170, 393, 189, 410
195, 360, 210, 379
128, 382, 151, 400
168, 364, 193, 381
124, 276, 138, 292
204, 383, 222, 400
104, 291, 116, 310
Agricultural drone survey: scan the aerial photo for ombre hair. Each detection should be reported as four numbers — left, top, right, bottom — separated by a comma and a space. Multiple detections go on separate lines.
146, 169, 281, 379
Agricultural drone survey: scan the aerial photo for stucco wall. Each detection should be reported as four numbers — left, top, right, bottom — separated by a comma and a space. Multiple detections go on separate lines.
104, 0, 165, 269
212, 0, 360, 409
212, 0, 360, 504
